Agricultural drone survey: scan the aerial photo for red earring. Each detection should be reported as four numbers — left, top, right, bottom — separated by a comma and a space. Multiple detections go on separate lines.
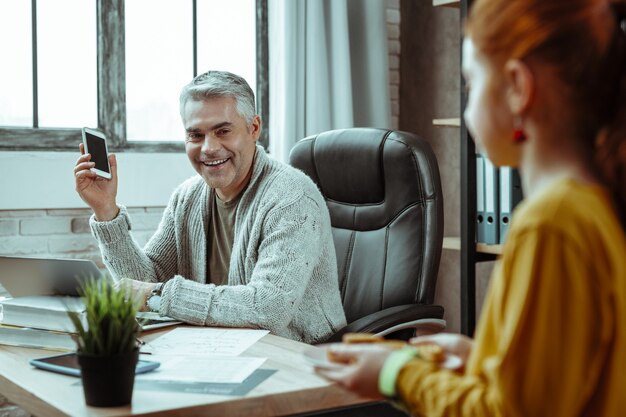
513, 117, 527, 143
513, 129, 527, 143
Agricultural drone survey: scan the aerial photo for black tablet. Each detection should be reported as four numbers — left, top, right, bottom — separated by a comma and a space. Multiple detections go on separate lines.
30, 352, 160, 377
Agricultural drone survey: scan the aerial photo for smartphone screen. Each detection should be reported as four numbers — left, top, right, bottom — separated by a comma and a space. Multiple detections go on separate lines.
84, 131, 110, 174
43, 351, 80, 368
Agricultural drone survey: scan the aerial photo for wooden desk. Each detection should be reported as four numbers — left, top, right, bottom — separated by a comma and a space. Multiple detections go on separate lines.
0, 329, 372, 417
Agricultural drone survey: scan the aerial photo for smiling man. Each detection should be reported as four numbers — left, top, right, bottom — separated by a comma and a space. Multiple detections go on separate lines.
73, 71, 346, 343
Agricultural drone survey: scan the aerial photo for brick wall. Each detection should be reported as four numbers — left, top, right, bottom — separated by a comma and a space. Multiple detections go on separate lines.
387, 0, 401, 130
0, 207, 164, 276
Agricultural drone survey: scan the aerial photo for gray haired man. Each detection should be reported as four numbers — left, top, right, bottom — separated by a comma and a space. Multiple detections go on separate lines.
73, 71, 346, 343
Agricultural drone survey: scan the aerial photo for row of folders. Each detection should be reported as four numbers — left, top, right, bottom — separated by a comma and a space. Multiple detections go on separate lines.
476, 154, 524, 245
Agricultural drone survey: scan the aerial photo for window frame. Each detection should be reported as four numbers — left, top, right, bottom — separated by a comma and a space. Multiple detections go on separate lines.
0, 0, 268, 153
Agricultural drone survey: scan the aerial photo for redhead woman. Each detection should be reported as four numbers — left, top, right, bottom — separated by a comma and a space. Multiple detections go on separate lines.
316, 1, 626, 416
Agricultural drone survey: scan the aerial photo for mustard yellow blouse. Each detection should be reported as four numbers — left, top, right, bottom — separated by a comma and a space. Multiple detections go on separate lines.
396, 178, 626, 417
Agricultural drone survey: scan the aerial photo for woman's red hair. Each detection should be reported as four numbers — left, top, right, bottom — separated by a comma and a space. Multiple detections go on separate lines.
466, 0, 626, 227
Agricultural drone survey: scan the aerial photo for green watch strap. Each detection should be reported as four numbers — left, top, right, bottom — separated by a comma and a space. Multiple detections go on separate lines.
378, 347, 420, 398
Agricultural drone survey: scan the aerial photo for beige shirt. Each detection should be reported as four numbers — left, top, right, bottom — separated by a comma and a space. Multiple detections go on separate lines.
208, 191, 240, 286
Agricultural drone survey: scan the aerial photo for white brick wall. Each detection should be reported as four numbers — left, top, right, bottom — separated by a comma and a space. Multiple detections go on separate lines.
0, 221, 18, 237
20, 217, 72, 236
0, 207, 166, 270
0, 236, 48, 255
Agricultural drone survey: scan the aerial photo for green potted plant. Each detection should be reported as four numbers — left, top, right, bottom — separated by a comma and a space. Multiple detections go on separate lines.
68, 278, 141, 407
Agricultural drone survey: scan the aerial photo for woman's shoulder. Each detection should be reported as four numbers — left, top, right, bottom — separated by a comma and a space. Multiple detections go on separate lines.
514, 179, 613, 227
510, 178, 624, 252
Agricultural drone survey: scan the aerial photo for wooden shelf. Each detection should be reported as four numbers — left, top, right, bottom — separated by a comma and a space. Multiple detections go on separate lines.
442, 237, 462, 250
442, 237, 503, 255
477, 242, 503, 255
433, 0, 460, 8
433, 118, 461, 127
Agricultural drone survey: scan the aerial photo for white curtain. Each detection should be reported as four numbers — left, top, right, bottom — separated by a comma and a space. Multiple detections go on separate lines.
268, 0, 391, 163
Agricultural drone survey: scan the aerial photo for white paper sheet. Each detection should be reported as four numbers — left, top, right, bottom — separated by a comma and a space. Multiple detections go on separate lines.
145, 327, 270, 356
136, 355, 266, 384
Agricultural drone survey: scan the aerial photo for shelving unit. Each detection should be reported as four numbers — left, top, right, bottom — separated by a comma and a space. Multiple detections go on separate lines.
432, 0, 461, 8
433, 118, 461, 127
432, 0, 489, 336
442, 237, 502, 256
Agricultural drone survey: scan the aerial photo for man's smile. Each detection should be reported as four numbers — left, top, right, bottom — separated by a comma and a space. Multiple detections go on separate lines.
201, 158, 230, 167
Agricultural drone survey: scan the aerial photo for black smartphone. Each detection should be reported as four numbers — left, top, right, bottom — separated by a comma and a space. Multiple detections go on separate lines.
81, 127, 112, 179
30, 352, 160, 377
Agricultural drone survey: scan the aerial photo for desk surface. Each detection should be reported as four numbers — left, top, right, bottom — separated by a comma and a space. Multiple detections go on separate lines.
0, 328, 371, 417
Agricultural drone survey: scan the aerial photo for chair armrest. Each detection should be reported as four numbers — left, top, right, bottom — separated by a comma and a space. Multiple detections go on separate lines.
324, 304, 444, 343
375, 318, 446, 337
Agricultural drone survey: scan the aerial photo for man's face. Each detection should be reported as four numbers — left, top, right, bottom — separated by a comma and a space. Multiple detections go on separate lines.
182, 96, 261, 201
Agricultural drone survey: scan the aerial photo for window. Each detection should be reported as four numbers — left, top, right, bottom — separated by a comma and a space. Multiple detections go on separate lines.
0, 0, 268, 152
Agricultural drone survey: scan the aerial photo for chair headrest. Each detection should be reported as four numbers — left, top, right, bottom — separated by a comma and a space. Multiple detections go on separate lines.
290, 128, 440, 230
310, 128, 386, 204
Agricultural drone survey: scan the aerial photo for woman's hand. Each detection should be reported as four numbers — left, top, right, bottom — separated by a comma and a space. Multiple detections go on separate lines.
314, 344, 394, 400
410, 332, 474, 371
314, 333, 474, 400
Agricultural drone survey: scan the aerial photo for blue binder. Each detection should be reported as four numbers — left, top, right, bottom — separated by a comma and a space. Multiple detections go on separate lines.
498, 167, 523, 243
482, 158, 499, 244
476, 154, 486, 243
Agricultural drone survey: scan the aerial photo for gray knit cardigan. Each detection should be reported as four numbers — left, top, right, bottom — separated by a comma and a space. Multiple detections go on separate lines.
90, 146, 347, 344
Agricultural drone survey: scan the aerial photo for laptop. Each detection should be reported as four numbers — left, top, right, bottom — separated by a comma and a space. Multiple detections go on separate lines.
0, 255, 104, 298
136, 311, 182, 332
0, 255, 182, 331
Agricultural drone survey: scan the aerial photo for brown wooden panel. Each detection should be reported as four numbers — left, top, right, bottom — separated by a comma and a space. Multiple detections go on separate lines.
256, 0, 269, 149
97, 0, 126, 147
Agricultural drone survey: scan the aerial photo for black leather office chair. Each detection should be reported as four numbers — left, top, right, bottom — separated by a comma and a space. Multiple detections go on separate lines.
289, 128, 445, 343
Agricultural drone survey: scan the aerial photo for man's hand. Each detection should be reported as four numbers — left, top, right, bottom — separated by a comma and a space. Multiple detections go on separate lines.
115, 278, 158, 312
74, 143, 119, 221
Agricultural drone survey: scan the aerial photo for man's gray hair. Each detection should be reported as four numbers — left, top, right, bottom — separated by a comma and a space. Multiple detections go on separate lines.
179, 70, 256, 124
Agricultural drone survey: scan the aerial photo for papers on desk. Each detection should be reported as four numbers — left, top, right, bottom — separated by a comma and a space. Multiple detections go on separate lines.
137, 355, 266, 384
137, 328, 270, 386
146, 327, 269, 356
